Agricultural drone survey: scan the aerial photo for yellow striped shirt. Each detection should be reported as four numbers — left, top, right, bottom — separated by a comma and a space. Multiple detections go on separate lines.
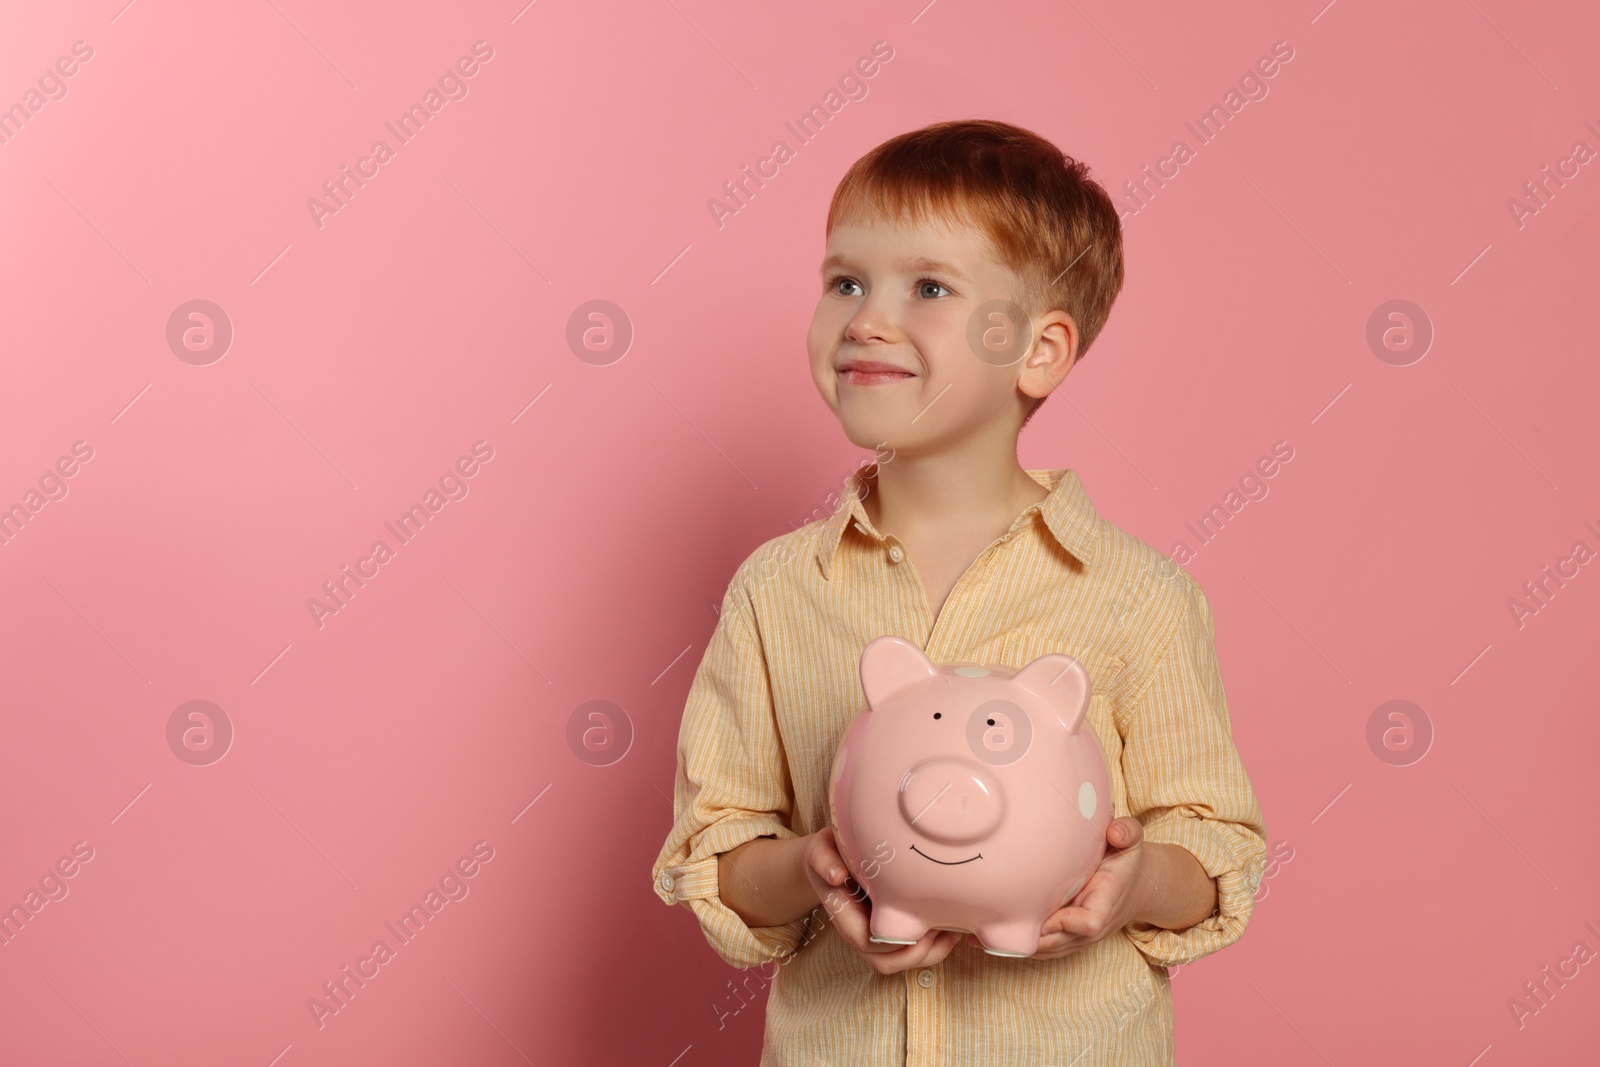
652, 463, 1268, 1066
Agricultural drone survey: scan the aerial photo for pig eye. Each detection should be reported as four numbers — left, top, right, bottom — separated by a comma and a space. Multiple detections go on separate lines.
932, 712, 941, 719
986, 718, 995, 725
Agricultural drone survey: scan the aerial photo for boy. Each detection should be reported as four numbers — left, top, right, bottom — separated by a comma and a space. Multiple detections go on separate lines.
652, 119, 1267, 1066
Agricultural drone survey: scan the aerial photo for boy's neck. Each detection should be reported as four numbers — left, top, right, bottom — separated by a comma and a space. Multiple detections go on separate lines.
859, 445, 1050, 543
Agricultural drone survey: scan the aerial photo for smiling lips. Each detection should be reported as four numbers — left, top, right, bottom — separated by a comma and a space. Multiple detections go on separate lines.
837, 360, 916, 386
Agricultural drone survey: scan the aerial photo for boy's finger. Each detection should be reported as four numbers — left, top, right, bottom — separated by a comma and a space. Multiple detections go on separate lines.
806, 846, 846, 886
1042, 905, 1092, 938
813, 857, 845, 884
923, 930, 962, 966
877, 937, 929, 967
1107, 816, 1143, 849
824, 889, 876, 942
849, 919, 905, 959
883, 930, 960, 971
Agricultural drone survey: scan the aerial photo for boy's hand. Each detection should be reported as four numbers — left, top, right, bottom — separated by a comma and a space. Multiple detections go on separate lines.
965, 816, 1149, 960
804, 827, 962, 976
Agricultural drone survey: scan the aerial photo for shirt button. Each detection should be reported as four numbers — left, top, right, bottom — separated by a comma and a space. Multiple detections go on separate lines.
917, 968, 935, 987
659, 872, 675, 893
888, 545, 905, 563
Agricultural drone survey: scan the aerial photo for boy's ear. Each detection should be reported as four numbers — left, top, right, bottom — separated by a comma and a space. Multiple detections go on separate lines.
1018, 311, 1079, 403
860, 636, 943, 710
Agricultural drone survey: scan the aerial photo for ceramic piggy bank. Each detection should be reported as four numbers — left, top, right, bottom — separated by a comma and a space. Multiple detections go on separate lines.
826, 635, 1112, 958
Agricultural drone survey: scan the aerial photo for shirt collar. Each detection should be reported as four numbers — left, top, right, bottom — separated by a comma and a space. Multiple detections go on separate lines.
814, 463, 1100, 580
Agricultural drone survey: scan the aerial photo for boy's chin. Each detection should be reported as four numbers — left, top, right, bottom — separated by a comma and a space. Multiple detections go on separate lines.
835, 415, 908, 453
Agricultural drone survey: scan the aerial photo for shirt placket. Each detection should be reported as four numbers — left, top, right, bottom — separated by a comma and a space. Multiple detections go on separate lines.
851, 508, 1035, 1067
906, 964, 941, 1067
884, 511, 1034, 663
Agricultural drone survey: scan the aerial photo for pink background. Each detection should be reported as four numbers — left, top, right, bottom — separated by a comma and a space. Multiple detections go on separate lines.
3, 0, 1597, 1063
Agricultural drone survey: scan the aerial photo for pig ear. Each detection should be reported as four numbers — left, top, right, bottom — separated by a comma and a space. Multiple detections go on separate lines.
860, 636, 943, 710
1010, 653, 1091, 733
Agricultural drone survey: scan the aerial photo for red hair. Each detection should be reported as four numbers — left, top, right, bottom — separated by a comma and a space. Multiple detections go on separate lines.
824, 120, 1125, 423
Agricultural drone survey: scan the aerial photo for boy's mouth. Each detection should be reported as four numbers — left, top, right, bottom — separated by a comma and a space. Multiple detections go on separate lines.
837, 360, 916, 386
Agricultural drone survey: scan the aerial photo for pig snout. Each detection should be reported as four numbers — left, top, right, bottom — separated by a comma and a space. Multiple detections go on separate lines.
897, 758, 1005, 845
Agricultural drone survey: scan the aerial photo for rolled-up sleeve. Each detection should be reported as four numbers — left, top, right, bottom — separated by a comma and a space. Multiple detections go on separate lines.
1117, 571, 1267, 969
650, 569, 810, 970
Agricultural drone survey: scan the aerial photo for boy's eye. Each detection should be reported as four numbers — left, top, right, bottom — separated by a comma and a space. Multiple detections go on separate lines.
823, 274, 951, 299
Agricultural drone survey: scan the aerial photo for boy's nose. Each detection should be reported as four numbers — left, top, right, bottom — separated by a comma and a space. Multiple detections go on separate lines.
898, 759, 1004, 845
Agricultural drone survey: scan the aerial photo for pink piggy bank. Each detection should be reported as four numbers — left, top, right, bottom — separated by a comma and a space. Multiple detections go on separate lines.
826, 635, 1112, 958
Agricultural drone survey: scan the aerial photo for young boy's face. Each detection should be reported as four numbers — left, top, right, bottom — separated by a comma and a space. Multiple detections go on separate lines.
808, 212, 1067, 456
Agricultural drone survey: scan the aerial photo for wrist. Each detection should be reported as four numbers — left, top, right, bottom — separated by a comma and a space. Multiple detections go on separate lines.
719, 835, 820, 928
1126, 840, 1164, 927
1129, 841, 1217, 930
